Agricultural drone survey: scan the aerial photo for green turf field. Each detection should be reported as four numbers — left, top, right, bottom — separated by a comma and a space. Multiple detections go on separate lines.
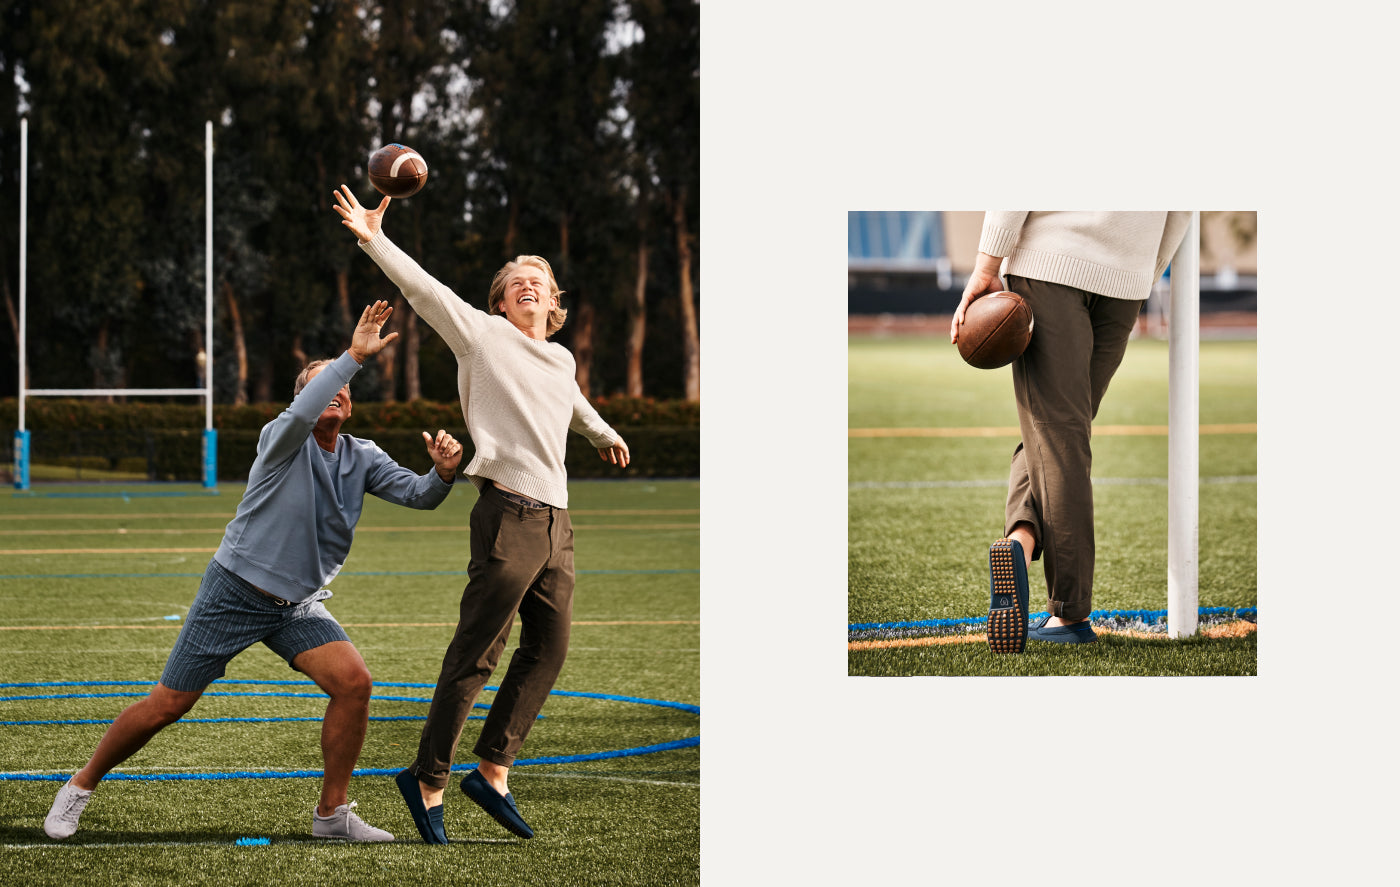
848, 335, 1256, 676
0, 480, 698, 886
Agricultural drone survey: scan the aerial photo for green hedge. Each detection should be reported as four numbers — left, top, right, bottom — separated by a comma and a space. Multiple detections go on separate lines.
0, 397, 698, 482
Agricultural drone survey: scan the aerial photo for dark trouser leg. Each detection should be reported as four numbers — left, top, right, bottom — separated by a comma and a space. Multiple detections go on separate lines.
410, 491, 557, 790
1005, 276, 1142, 622
473, 509, 574, 767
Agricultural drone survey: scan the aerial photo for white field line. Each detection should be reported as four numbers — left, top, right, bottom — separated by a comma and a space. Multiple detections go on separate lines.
532, 772, 698, 788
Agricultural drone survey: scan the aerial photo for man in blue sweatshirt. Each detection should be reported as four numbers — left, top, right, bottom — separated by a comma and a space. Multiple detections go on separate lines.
43, 301, 463, 842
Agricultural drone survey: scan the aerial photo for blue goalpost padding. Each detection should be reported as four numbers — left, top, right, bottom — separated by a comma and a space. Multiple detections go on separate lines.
202, 429, 218, 489
12, 430, 29, 490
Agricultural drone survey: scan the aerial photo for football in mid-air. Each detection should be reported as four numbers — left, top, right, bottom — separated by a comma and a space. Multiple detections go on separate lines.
956, 291, 1034, 369
368, 143, 428, 198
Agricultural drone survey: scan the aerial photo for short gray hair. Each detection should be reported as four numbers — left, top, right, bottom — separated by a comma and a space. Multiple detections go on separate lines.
293, 358, 345, 396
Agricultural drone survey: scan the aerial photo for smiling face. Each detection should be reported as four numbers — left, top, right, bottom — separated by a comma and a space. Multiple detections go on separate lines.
488, 256, 566, 339
497, 265, 557, 335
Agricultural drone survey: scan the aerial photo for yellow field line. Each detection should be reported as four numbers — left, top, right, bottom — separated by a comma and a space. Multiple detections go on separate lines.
849, 423, 1257, 438
0, 513, 236, 522
0, 619, 699, 632
848, 620, 1256, 650
0, 547, 218, 556
0, 509, 697, 522
0, 529, 225, 537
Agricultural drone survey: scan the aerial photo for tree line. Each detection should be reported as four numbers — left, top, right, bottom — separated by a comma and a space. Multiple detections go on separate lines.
0, 0, 699, 407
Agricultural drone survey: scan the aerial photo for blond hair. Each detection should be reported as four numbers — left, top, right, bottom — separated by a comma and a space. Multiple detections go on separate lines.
488, 255, 568, 337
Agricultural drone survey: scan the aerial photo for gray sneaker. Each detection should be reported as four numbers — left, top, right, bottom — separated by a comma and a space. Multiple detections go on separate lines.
44, 779, 93, 840
312, 801, 394, 842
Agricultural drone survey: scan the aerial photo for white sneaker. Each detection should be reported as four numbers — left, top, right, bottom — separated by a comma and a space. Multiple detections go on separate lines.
44, 779, 93, 840
312, 801, 394, 842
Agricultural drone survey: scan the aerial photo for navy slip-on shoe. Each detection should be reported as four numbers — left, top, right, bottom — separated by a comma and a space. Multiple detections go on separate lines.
461, 769, 534, 839
1027, 614, 1097, 644
986, 538, 1030, 654
395, 768, 448, 844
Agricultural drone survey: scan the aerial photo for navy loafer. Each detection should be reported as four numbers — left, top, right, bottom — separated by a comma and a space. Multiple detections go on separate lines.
1027, 614, 1097, 644
461, 769, 534, 839
395, 768, 448, 844
986, 538, 1030, 654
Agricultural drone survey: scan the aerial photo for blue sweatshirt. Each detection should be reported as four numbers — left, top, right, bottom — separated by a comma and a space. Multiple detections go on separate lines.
213, 351, 453, 602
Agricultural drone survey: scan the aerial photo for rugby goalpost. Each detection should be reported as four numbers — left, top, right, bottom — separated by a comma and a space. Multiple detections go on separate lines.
1167, 211, 1200, 638
13, 118, 217, 490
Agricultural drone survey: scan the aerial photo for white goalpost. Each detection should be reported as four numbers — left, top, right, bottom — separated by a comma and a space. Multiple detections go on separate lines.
1167, 211, 1201, 638
13, 119, 217, 490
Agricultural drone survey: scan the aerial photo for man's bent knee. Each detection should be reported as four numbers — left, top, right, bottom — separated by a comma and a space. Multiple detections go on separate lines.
294, 641, 372, 701
146, 683, 203, 724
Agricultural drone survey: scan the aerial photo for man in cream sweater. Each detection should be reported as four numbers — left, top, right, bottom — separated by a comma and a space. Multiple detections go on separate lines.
333, 185, 629, 842
951, 211, 1190, 649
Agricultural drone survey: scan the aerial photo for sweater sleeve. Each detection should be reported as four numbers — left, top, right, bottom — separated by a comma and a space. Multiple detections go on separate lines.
1155, 211, 1193, 280
256, 351, 362, 471
359, 231, 489, 358
569, 387, 620, 448
978, 212, 1029, 257
361, 441, 455, 510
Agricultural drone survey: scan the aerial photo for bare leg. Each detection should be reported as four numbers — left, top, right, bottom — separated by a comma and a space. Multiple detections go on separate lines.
72, 683, 203, 791
478, 759, 510, 795
293, 641, 372, 817
419, 780, 445, 809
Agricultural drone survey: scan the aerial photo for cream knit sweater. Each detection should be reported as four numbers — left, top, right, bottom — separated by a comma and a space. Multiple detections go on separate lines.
978, 211, 1192, 300
361, 232, 619, 508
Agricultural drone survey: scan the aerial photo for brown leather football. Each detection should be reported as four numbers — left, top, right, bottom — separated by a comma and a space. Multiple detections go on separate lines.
956, 291, 1034, 369
368, 143, 428, 198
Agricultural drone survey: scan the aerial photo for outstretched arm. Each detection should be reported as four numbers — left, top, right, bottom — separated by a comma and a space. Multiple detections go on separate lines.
333, 184, 484, 361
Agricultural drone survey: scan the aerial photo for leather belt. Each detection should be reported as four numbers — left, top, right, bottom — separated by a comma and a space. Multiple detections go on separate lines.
255, 587, 295, 607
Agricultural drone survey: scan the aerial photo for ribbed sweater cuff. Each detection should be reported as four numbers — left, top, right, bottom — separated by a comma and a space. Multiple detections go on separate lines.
979, 224, 1021, 258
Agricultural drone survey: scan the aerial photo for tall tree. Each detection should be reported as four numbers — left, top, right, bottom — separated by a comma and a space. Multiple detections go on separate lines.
0, 0, 31, 396
463, 0, 628, 398
625, 0, 699, 400
358, 0, 458, 401
21, 0, 192, 395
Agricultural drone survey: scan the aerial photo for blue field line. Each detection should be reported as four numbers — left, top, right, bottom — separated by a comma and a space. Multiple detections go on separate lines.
3, 679, 481, 690
0, 568, 696, 581
1, 679, 699, 716
0, 691, 441, 703
2, 736, 702, 783
0, 678, 699, 782
1, 715, 446, 727
546, 689, 700, 715
0, 677, 700, 710
848, 605, 1258, 632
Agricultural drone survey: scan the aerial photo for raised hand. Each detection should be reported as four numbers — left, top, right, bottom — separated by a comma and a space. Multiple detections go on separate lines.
423, 429, 464, 482
348, 301, 399, 363
333, 184, 390, 244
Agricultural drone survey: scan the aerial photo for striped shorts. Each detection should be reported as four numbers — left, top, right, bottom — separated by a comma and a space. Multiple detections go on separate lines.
159, 559, 350, 692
